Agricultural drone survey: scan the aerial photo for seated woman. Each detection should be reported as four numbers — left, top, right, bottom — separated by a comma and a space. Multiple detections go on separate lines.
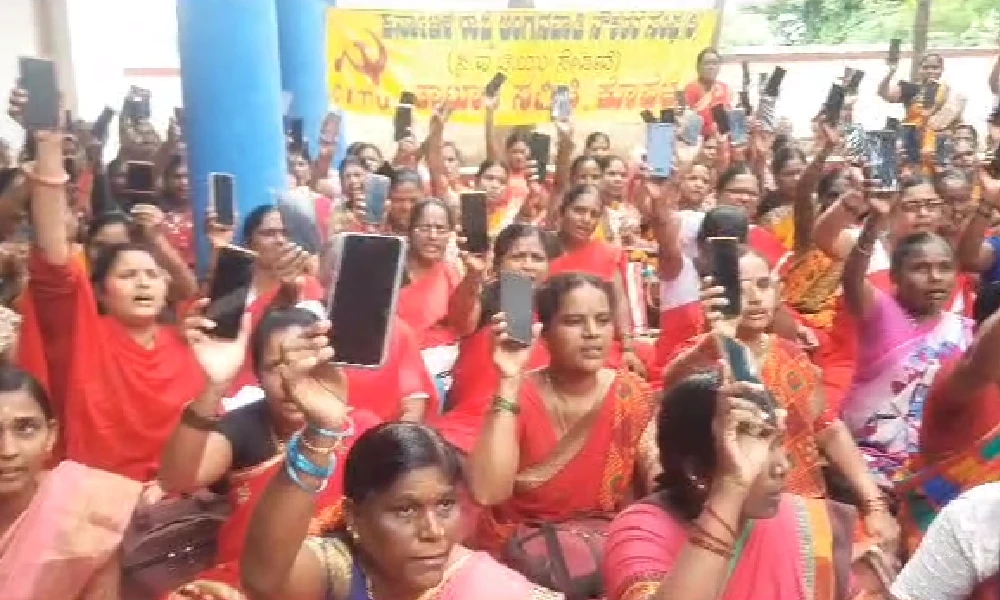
0, 364, 144, 599
467, 273, 658, 560
603, 373, 890, 600
662, 245, 897, 547
548, 184, 647, 375
159, 305, 380, 595
238, 323, 560, 600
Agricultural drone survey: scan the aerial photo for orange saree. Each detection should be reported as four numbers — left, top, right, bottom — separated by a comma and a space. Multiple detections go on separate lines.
473, 371, 655, 555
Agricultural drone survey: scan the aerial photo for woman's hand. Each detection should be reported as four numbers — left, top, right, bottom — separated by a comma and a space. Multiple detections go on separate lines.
205, 212, 235, 249
168, 580, 246, 600
130, 203, 165, 240
430, 102, 453, 135
490, 312, 541, 379
276, 320, 350, 431
980, 168, 1000, 208
7, 87, 27, 126
863, 508, 901, 555
459, 250, 488, 280
712, 381, 786, 490
699, 276, 738, 339
621, 348, 648, 379
183, 298, 252, 386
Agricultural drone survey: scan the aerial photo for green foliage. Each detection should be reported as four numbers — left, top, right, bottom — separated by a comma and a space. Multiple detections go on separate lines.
734, 0, 999, 47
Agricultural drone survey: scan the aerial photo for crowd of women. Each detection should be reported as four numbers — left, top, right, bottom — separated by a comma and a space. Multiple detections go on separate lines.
0, 43, 999, 600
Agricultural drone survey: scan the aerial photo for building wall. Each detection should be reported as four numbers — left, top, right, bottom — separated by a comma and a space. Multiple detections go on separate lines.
0, 0, 40, 144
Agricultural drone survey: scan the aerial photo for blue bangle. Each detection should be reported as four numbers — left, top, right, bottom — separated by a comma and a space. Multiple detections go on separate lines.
288, 433, 336, 479
307, 416, 356, 440
285, 457, 329, 494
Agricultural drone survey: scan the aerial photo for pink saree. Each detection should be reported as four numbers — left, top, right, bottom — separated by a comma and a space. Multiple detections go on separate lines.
429, 547, 563, 600
0, 460, 143, 600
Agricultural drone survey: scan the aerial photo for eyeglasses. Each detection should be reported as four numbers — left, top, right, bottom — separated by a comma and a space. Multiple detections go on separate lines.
412, 224, 451, 236
899, 200, 944, 213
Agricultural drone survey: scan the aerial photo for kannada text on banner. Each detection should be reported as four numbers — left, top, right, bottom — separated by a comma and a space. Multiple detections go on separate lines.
326, 9, 719, 126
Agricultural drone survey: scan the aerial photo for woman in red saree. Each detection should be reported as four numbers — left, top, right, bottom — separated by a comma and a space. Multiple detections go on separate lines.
159, 305, 379, 596
467, 273, 658, 560
603, 373, 891, 600
684, 48, 732, 138
0, 364, 144, 600
17, 129, 204, 481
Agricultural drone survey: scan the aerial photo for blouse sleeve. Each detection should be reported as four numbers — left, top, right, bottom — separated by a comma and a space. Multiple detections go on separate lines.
891, 483, 1000, 600
603, 503, 686, 600
26, 250, 95, 344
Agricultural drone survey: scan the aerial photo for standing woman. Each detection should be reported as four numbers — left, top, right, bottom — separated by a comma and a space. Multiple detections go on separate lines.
879, 52, 964, 160
484, 95, 532, 208
548, 184, 645, 375
468, 274, 658, 560
684, 48, 732, 138
425, 102, 467, 207
840, 191, 973, 487
18, 127, 204, 481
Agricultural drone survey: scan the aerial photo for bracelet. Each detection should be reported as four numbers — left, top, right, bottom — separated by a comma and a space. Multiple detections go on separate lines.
491, 396, 520, 415
307, 417, 356, 440
299, 431, 338, 455
287, 433, 336, 479
285, 457, 329, 494
703, 505, 739, 540
860, 496, 890, 515
23, 169, 70, 188
180, 403, 219, 431
690, 520, 733, 549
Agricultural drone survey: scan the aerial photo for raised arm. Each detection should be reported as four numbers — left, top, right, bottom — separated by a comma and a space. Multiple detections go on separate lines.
645, 178, 685, 281
955, 179, 999, 273
878, 65, 903, 104
793, 122, 837, 252
446, 254, 487, 338
841, 192, 888, 318
552, 119, 576, 194
425, 103, 453, 199
812, 190, 866, 261
484, 96, 501, 163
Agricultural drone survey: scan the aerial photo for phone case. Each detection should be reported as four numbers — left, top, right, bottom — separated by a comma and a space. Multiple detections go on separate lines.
824, 84, 846, 125
711, 105, 730, 135
646, 123, 676, 178
679, 112, 704, 146
709, 237, 741, 318
365, 175, 390, 224
729, 108, 749, 146
765, 67, 786, 97
756, 95, 777, 132
500, 272, 534, 346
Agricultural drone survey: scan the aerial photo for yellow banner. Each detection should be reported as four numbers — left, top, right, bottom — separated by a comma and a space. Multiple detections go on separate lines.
326, 9, 719, 126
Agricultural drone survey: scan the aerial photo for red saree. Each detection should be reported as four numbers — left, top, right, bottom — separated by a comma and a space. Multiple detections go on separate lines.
472, 371, 655, 555
549, 240, 625, 282
397, 261, 463, 348
192, 410, 380, 592
18, 252, 206, 481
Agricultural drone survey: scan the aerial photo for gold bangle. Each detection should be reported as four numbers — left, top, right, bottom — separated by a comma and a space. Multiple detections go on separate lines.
24, 169, 70, 188
491, 396, 520, 415
299, 431, 338, 455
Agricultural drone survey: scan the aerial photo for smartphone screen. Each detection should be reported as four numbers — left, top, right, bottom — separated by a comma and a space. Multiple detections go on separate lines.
756, 95, 777, 132
327, 234, 406, 368
460, 191, 490, 253
823, 84, 846, 125
711, 104, 731, 135
91, 107, 115, 141
552, 85, 571, 121
722, 336, 760, 384
729, 108, 749, 145
901, 124, 921, 164
207, 246, 255, 340
884, 117, 901, 132
922, 82, 938, 110
847, 69, 865, 94
874, 131, 900, 190
646, 123, 676, 178
124, 161, 155, 195
394, 105, 413, 142
888, 39, 902, 65
18, 57, 59, 131
660, 108, 676, 124
500, 272, 534, 346
708, 236, 741, 318
764, 67, 787, 97
528, 132, 551, 183
484, 72, 507, 98
680, 113, 704, 146
845, 124, 869, 162
935, 134, 955, 166
289, 118, 304, 150
365, 174, 390, 225
209, 172, 236, 226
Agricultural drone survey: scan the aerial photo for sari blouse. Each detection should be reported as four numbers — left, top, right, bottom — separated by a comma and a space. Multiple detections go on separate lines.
549, 240, 625, 283
397, 261, 464, 348
473, 370, 656, 554
684, 80, 732, 138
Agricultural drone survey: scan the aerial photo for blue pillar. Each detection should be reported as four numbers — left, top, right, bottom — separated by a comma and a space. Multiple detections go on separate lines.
276, 0, 339, 161
176, 0, 288, 274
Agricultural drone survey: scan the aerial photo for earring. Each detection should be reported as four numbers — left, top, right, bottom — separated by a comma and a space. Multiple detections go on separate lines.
687, 473, 707, 492
346, 524, 360, 543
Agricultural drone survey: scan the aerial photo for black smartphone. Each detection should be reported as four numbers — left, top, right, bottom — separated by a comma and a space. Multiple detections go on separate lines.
91, 106, 115, 141
660, 108, 676, 124
209, 172, 236, 226
460, 191, 490, 253
922, 82, 938, 110
847, 69, 865, 94
674, 90, 686, 110
484, 72, 507, 98
365, 173, 390, 225
738, 90, 752, 114
823, 84, 846, 125
708, 236, 741, 318
711, 104, 731, 135
764, 67, 787, 97
901, 124, 920, 164
874, 130, 900, 190
289, 118, 305, 150
741, 61, 751, 89
528, 132, 551, 183
18, 57, 60, 131
884, 117, 901, 132
722, 336, 760, 384
394, 93, 414, 142
640, 109, 657, 124
327, 234, 406, 368
206, 245, 256, 340
500, 272, 534, 346
888, 38, 902, 65
124, 161, 156, 195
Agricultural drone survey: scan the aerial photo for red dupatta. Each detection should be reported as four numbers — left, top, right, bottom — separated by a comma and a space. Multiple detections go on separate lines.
472, 371, 654, 554
548, 240, 624, 282
193, 410, 380, 592
397, 261, 463, 348
18, 253, 205, 481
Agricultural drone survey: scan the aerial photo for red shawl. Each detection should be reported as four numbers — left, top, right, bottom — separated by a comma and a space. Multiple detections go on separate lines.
18, 252, 205, 481
397, 261, 463, 348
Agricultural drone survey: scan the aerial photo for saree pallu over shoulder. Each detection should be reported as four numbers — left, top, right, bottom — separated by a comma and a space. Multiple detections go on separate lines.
474, 371, 655, 554
0, 461, 143, 600
895, 418, 1000, 555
